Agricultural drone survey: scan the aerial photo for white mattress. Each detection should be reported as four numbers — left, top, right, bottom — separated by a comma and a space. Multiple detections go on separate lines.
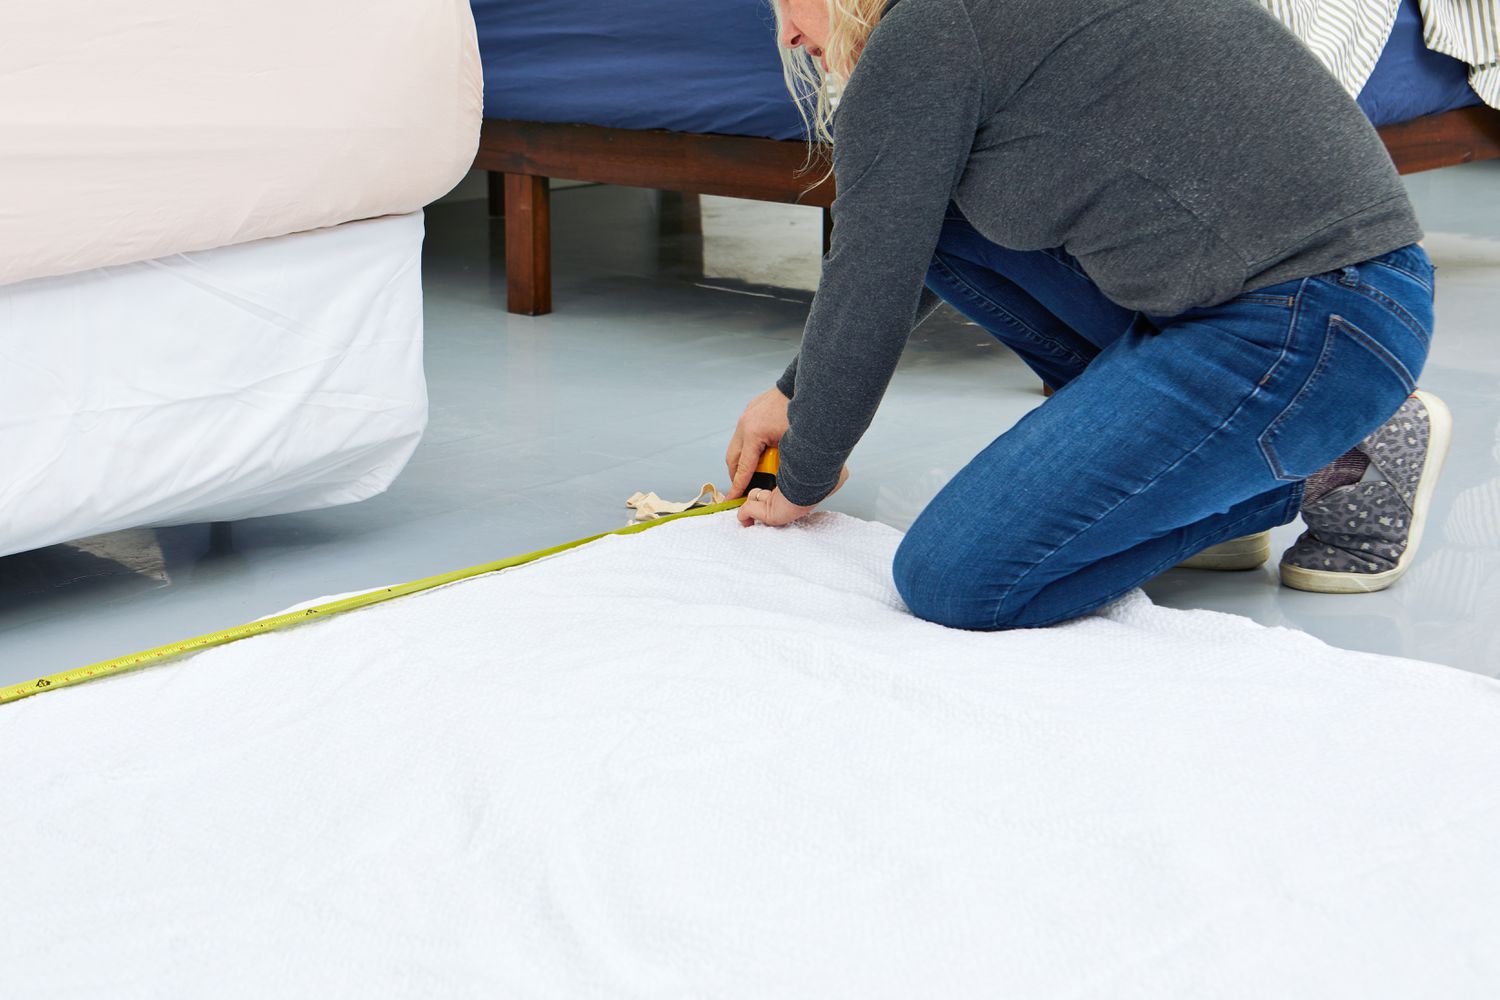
0, 213, 428, 559
1, 1, 480, 286
3, 512, 1497, 997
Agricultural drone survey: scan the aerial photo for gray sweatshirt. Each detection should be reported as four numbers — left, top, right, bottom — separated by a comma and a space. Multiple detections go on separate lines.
773, 0, 1423, 506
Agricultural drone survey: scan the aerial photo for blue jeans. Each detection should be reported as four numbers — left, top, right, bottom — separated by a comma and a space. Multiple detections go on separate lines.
893, 209, 1434, 629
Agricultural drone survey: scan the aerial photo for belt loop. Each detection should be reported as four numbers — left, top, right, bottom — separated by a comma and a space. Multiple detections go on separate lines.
1337, 265, 1360, 287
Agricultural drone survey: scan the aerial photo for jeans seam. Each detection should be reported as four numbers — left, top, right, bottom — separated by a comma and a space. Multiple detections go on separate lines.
989, 280, 1307, 628
930, 255, 1092, 366
989, 377, 1273, 629
1251, 277, 1308, 394
1258, 312, 1417, 481
1366, 257, 1433, 293
1310, 273, 1429, 342
1258, 311, 1340, 481
1015, 493, 1293, 629
1330, 315, 1417, 392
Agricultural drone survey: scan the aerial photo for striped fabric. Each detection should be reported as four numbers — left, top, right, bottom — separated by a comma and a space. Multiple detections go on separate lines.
1418, 0, 1500, 106
1259, 0, 1500, 108
1259, 0, 1402, 97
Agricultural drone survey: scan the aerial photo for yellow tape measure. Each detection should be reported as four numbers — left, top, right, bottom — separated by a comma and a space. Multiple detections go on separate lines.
1, 498, 747, 706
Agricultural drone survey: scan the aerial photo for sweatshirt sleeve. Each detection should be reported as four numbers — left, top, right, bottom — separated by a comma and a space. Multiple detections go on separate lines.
774, 0, 985, 506
776, 289, 943, 401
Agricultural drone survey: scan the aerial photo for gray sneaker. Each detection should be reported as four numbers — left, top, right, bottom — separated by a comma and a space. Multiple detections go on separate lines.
1279, 390, 1452, 594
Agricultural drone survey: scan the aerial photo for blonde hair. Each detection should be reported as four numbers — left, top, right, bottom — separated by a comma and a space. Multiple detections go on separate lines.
773, 0, 887, 150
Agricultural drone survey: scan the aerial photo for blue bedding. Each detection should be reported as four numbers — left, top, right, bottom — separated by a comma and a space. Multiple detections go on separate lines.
1357, 0, 1481, 126
479, 0, 1479, 139
477, 1, 805, 140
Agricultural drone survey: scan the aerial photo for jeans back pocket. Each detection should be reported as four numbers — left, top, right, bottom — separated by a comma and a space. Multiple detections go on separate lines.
1258, 314, 1419, 481
1367, 244, 1435, 295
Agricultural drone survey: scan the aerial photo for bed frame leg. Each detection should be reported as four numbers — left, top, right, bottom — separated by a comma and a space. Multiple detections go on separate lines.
487, 171, 505, 219
208, 521, 233, 554
656, 191, 702, 238
657, 191, 704, 274
504, 173, 552, 316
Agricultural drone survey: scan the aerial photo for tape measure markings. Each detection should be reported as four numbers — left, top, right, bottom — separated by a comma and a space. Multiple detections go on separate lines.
1, 498, 746, 705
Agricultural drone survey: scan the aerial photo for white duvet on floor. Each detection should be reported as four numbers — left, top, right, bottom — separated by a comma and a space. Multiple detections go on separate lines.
3, 512, 1498, 998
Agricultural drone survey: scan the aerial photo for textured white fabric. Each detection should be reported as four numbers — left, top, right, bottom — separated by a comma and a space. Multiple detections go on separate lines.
0, 0, 480, 287
0, 213, 428, 558
3, 512, 1499, 997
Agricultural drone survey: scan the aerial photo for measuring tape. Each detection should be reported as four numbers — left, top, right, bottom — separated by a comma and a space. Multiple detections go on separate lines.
1, 498, 747, 706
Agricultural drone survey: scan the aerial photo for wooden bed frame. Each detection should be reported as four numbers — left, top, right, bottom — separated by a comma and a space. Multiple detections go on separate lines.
477, 104, 1500, 316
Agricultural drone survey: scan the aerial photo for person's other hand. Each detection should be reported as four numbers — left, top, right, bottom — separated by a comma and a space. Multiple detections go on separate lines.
737, 486, 813, 527
725, 387, 791, 500
736, 466, 850, 528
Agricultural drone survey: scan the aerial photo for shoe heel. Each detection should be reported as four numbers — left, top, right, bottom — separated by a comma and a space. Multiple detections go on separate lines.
1279, 389, 1452, 594
1176, 531, 1272, 571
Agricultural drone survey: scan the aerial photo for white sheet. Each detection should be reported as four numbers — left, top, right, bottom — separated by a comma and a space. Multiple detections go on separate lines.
3, 512, 1498, 997
0, 0, 480, 286
0, 213, 428, 559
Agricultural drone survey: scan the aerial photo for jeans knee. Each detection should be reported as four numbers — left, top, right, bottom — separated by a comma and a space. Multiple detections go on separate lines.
893, 529, 1004, 631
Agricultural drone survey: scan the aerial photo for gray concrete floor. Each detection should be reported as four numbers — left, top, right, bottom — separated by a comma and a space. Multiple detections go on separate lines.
3, 162, 1498, 683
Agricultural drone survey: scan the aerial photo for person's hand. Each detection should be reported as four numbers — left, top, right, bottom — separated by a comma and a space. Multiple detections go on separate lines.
737, 486, 814, 527
737, 466, 850, 528
725, 387, 792, 500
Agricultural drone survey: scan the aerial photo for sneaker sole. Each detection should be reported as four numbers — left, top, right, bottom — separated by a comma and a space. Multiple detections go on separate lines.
1279, 389, 1452, 594
1175, 530, 1271, 571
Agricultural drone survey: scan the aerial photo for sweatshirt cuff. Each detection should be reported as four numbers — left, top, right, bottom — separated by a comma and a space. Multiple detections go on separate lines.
775, 432, 843, 507
776, 471, 832, 508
